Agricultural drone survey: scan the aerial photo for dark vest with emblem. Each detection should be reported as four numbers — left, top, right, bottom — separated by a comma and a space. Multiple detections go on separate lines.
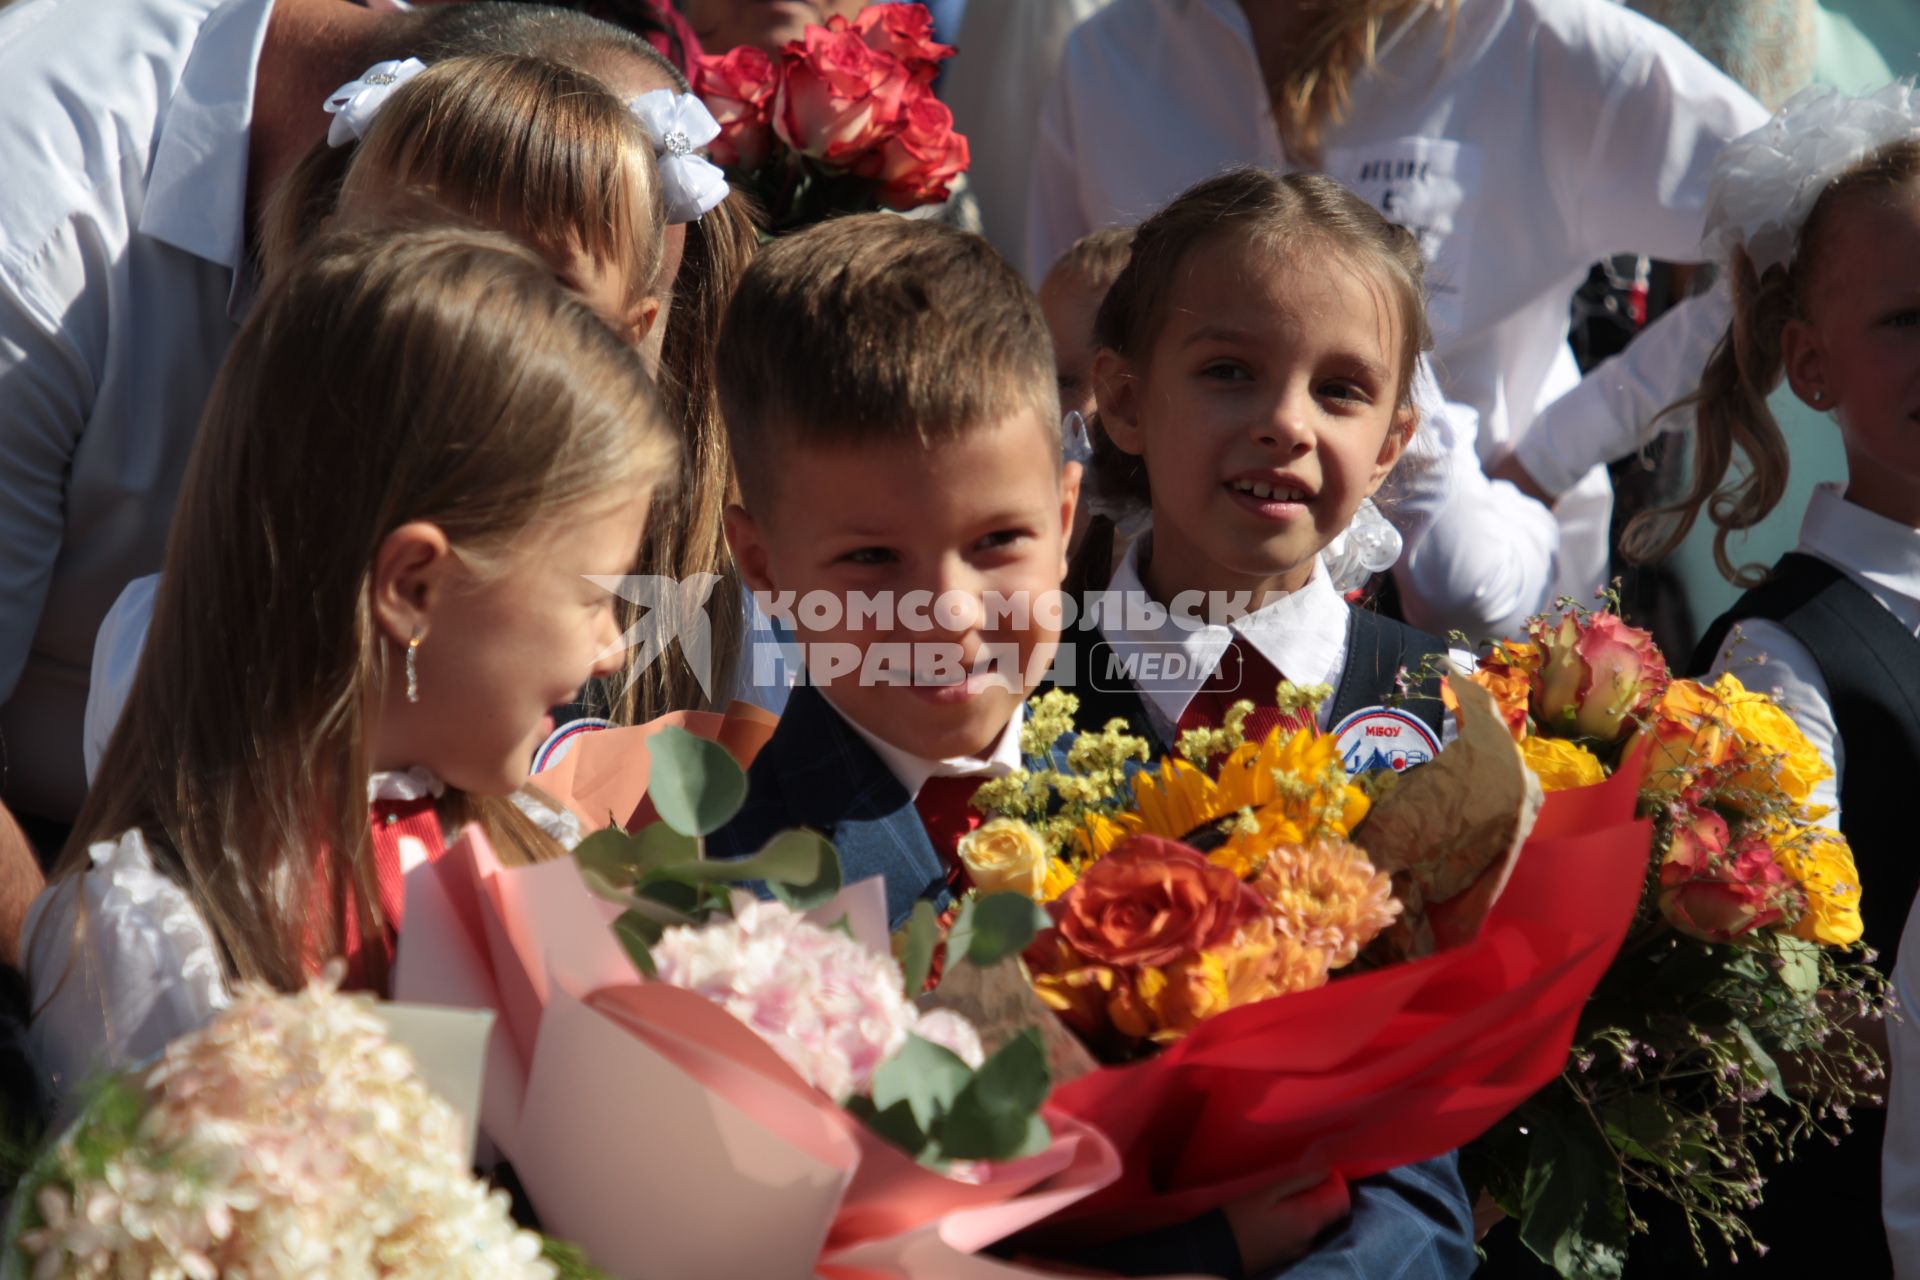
1053, 606, 1449, 758
1675, 551, 1920, 1279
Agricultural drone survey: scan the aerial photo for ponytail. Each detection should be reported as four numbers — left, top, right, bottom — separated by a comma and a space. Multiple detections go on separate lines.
1625, 137, 1920, 585
1622, 249, 1794, 586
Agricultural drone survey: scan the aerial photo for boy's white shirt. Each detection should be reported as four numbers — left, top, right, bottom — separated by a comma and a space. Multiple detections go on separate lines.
1705, 483, 1920, 833
829, 694, 1027, 803
1026, 0, 1766, 633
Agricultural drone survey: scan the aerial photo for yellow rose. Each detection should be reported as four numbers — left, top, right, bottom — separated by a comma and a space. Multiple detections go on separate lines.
1717, 682, 1831, 809
1632, 677, 1734, 795
1773, 825, 1864, 947
957, 818, 1051, 899
1519, 735, 1609, 792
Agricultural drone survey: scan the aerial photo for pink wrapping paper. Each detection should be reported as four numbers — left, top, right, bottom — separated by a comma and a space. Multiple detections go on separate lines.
393, 826, 1120, 1278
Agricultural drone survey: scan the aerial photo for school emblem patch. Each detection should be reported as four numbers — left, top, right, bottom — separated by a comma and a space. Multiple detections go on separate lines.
1331, 706, 1441, 776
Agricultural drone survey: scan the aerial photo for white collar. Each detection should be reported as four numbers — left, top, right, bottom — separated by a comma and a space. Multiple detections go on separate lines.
1100, 536, 1351, 731
832, 697, 1026, 802
140, 0, 274, 314
1799, 482, 1920, 608
368, 766, 444, 804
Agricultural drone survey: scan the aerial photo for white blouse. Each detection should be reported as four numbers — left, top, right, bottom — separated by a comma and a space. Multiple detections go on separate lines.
23, 772, 581, 1114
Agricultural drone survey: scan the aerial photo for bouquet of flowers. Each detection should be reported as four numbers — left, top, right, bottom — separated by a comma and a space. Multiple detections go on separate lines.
928, 679, 1654, 1245
693, 3, 968, 231
1452, 604, 1884, 1274
4, 973, 550, 1279
396, 727, 1119, 1279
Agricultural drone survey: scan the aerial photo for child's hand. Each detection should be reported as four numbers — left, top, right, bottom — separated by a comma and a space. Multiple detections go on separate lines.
1221, 1169, 1351, 1276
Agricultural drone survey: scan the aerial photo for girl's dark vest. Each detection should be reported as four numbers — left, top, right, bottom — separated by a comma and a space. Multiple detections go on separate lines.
1676, 551, 1920, 1279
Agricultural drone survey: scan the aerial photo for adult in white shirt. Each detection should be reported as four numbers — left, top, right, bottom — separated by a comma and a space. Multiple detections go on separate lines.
0, 0, 448, 848
1028, 0, 1766, 640
942, 0, 1115, 262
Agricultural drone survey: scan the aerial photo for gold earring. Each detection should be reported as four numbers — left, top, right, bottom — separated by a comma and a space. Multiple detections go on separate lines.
405, 628, 423, 704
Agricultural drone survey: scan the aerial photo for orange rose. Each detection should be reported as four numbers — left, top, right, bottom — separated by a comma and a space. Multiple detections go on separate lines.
1048, 836, 1264, 969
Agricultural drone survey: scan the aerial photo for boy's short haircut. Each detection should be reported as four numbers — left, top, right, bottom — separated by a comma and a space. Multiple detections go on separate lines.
717, 214, 1060, 511
1048, 226, 1136, 296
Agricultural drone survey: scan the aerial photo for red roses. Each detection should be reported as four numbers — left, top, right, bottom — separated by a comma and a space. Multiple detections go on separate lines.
692, 4, 968, 221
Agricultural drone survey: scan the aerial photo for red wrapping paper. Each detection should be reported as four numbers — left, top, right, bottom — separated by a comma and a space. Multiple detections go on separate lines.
1022, 763, 1652, 1244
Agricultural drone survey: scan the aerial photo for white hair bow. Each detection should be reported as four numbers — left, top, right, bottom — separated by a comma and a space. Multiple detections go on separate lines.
324, 57, 428, 148
628, 90, 730, 224
1704, 80, 1920, 277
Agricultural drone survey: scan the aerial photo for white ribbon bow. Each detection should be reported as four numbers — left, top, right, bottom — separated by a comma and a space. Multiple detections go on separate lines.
628, 90, 730, 224
1704, 80, 1920, 277
324, 57, 428, 148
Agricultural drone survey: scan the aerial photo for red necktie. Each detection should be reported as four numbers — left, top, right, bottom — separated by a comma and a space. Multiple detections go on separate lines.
1176, 636, 1316, 745
913, 774, 985, 893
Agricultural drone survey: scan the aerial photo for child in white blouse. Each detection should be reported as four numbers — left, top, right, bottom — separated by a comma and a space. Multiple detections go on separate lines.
1030, 0, 1766, 640
26, 227, 675, 1111
1624, 86, 1920, 1275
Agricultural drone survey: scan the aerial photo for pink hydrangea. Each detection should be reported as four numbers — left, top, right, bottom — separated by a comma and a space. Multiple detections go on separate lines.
653, 900, 983, 1101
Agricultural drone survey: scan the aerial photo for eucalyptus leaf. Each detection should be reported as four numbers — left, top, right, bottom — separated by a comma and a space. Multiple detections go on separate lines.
872, 1034, 975, 1133
961, 893, 1052, 968
630, 821, 701, 872
937, 1029, 1051, 1161
901, 900, 938, 996
847, 1096, 927, 1156
614, 910, 662, 977
760, 830, 843, 910
574, 828, 645, 886
646, 727, 748, 836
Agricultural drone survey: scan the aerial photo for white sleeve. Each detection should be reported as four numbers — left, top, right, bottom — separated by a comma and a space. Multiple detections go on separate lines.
1889, 888, 1920, 1279
0, 218, 103, 704
1023, 55, 1093, 283
1514, 277, 1731, 495
25, 830, 229, 1116
83, 574, 159, 785
1705, 619, 1841, 829
1537, 0, 1767, 264
1382, 369, 1559, 643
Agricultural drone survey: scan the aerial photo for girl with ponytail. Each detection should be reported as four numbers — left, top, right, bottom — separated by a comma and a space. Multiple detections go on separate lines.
1629, 84, 1920, 1277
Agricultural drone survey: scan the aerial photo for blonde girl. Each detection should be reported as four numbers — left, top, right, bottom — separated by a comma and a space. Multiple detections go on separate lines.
1623, 85, 1920, 1278
1031, 0, 1767, 642
29, 226, 675, 1107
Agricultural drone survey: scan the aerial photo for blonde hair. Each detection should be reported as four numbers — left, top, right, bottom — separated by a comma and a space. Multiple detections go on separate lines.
1624, 138, 1920, 584
63, 226, 675, 993
1090, 166, 1430, 512
619, 189, 762, 723
262, 53, 665, 323
1264, 1, 1458, 164
717, 215, 1059, 513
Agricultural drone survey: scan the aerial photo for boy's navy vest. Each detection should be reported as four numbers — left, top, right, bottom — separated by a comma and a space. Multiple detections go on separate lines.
1693, 552, 1920, 967
1680, 552, 1918, 1280
1057, 606, 1449, 756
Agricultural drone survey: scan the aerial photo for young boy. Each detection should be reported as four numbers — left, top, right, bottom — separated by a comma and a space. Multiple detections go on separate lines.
709, 215, 1474, 1280
708, 216, 1080, 933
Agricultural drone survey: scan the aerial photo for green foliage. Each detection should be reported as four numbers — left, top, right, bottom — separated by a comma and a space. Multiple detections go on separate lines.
851, 1030, 1052, 1167
645, 727, 749, 836
945, 893, 1050, 969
